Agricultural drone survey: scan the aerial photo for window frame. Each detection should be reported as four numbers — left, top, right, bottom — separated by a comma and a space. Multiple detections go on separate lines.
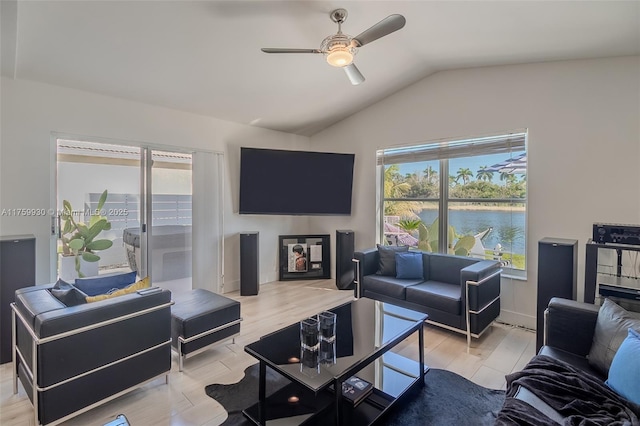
377, 131, 528, 279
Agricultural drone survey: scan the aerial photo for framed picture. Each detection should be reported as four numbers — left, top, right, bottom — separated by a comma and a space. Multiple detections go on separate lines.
288, 243, 308, 272
279, 235, 330, 281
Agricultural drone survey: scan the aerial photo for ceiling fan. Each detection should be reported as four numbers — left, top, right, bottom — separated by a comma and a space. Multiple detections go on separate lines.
261, 8, 406, 86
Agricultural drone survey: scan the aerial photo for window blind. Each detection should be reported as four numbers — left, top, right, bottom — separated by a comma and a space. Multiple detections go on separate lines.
377, 132, 526, 165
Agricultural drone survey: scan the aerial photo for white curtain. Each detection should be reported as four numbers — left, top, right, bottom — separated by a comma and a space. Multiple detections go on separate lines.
192, 151, 224, 293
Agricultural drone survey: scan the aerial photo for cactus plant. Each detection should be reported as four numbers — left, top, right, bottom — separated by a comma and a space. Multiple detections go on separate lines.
60, 190, 113, 277
415, 218, 475, 256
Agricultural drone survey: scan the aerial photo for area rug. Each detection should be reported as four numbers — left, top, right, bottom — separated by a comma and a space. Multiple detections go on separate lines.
205, 364, 505, 425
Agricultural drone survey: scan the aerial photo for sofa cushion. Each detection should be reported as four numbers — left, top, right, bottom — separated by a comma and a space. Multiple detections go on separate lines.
588, 298, 640, 375
49, 278, 88, 307
405, 281, 461, 314
34, 288, 171, 339
376, 244, 408, 276
362, 274, 422, 300
427, 252, 475, 285
15, 286, 66, 328
606, 328, 640, 405
395, 251, 423, 279
539, 345, 604, 380
85, 277, 151, 303
75, 271, 137, 296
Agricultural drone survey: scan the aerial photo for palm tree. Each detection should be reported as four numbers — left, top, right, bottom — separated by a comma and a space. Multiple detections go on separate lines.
456, 167, 474, 184
476, 166, 494, 182
397, 218, 422, 235
423, 166, 438, 184
384, 165, 410, 198
384, 165, 414, 216
500, 172, 517, 184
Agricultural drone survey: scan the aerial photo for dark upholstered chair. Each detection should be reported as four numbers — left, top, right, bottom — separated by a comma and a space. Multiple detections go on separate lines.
12, 284, 172, 425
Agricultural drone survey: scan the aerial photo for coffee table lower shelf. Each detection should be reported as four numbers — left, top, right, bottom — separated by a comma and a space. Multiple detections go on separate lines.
242, 381, 332, 426
242, 369, 428, 426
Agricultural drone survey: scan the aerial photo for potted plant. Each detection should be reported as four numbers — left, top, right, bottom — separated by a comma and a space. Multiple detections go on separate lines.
58, 190, 113, 280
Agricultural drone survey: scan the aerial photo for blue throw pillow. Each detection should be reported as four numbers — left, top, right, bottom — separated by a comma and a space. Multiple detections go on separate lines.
75, 271, 137, 297
395, 251, 424, 280
606, 328, 640, 405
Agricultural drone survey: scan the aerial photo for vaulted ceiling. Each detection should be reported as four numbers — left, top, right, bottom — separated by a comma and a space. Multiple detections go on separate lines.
2, 1, 639, 136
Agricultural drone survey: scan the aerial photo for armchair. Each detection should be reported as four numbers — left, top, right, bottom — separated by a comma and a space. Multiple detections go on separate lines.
11, 283, 172, 425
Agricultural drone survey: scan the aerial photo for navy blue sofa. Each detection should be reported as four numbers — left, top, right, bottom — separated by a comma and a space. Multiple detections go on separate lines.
353, 248, 501, 346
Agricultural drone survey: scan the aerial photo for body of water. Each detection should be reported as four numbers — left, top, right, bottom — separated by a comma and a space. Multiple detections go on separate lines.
418, 209, 526, 255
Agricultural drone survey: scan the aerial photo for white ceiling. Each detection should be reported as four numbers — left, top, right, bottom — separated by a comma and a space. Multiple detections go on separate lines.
2, 1, 639, 136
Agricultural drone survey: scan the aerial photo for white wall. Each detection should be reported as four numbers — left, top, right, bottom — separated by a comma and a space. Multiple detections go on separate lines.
309, 56, 640, 328
3, 57, 638, 322
0, 77, 311, 291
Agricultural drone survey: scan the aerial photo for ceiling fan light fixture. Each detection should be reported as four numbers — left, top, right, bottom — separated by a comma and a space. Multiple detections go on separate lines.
326, 48, 353, 67
261, 9, 406, 85
321, 33, 357, 68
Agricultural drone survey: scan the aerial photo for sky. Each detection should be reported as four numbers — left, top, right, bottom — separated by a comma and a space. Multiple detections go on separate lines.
396, 152, 525, 181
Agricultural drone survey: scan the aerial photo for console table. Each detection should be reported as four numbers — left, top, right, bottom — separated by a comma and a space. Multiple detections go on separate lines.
585, 239, 640, 310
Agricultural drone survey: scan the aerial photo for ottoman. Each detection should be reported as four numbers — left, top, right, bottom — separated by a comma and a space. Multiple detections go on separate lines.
171, 288, 242, 371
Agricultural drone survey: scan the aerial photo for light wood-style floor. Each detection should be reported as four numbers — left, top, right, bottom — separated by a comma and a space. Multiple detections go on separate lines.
0, 280, 535, 426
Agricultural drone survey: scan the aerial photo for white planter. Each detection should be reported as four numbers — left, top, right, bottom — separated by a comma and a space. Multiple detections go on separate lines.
58, 254, 99, 282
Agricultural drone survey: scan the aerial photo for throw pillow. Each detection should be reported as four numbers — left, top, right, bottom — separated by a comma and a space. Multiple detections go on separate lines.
86, 276, 151, 303
588, 298, 640, 375
606, 328, 640, 405
49, 278, 88, 307
75, 271, 137, 296
395, 251, 424, 280
376, 244, 409, 276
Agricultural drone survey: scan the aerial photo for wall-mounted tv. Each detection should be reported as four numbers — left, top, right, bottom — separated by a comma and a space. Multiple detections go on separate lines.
239, 147, 355, 215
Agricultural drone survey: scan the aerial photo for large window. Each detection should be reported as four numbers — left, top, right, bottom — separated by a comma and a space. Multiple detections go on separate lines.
377, 131, 527, 276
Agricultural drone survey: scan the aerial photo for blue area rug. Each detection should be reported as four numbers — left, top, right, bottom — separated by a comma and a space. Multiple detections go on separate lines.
205, 363, 505, 425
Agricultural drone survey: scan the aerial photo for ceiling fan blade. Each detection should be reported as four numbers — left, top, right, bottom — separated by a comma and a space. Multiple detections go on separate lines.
261, 48, 322, 54
343, 63, 365, 86
352, 14, 406, 47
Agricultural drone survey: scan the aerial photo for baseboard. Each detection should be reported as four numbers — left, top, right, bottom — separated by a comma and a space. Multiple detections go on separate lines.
498, 309, 536, 330
224, 279, 240, 294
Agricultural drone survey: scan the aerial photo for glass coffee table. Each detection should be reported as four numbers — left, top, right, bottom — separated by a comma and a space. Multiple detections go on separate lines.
243, 298, 428, 425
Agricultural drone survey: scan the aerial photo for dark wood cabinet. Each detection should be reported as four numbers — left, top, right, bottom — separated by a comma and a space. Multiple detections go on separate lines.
240, 232, 259, 296
336, 230, 355, 290
1, 235, 36, 364
537, 237, 577, 352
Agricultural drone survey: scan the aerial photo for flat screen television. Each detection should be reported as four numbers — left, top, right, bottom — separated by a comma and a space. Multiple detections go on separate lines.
239, 147, 355, 215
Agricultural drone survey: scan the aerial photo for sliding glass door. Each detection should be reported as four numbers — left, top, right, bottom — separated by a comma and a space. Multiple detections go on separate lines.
148, 149, 193, 294
55, 139, 201, 295
56, 140, 142, 281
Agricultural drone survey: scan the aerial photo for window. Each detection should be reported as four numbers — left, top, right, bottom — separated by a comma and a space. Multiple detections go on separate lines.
377, 131, 527, 276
